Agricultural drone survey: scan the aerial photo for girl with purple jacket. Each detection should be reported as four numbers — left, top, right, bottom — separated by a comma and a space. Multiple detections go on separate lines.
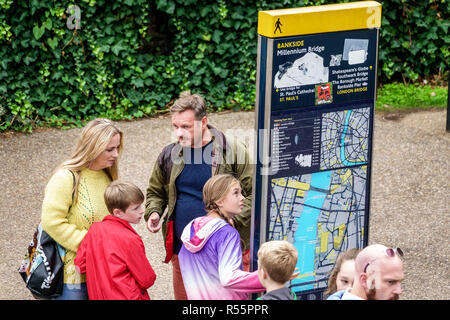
178, 174, 265, 300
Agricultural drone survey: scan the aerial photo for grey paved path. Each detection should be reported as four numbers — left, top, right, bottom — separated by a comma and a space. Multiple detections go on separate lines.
0, 109, 448, 300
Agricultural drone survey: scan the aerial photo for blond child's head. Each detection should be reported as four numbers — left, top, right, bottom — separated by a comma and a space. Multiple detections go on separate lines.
104, 181, 145, 224
203, 174, 244, 223
257, 240, 298, 284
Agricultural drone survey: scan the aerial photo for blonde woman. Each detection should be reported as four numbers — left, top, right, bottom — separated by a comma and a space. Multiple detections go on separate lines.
41, 118, 123, 300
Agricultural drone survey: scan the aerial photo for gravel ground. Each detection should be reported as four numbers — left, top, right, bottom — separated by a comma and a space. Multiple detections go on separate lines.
0, 109, 448, 300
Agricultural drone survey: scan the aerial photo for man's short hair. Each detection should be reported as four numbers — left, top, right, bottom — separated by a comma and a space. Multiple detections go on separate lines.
257, 240, 298, 284
104, 181, 144, 214
170, 91, 207, 120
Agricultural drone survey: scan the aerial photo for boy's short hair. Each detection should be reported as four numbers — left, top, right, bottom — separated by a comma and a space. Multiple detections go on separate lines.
104, 181, 144, 214
257, 240, 298, 284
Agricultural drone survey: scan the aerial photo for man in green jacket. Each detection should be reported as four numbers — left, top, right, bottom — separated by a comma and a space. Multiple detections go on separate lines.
145, 91, 253, 300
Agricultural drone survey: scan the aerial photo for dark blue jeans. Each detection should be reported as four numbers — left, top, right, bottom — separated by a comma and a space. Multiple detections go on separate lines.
54, 283, 88, 300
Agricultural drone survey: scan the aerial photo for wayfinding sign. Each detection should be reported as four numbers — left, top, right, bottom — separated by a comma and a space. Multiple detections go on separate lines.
251, 1, 382, 300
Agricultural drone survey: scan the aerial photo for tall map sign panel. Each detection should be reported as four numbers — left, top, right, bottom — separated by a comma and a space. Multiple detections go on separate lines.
251, 1, 382, 300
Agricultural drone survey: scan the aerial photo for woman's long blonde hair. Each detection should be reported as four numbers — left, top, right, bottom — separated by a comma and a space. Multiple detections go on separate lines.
203, 174, 240, 223
55, 118, 123, 200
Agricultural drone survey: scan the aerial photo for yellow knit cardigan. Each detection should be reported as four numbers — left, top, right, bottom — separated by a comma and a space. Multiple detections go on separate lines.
41, 168, 111, 284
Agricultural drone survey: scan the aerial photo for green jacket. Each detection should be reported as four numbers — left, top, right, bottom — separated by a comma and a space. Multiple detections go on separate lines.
145, 126, 254, 263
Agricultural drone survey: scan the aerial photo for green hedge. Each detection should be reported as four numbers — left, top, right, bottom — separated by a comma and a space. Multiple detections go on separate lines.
0, 0, 448, 132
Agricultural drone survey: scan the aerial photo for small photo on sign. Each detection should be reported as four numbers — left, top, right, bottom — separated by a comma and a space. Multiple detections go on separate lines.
315, 82, 333, 105
343, 39, 369, 65
274, 52, 329, 89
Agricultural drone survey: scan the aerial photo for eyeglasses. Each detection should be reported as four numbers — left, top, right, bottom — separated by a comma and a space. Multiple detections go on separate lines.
363, 247, 404, 273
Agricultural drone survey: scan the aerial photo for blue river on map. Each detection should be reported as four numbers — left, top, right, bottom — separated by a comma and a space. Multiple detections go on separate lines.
292, 170, 332, 290
340, 110, 366, 167
291, 109, 367, 291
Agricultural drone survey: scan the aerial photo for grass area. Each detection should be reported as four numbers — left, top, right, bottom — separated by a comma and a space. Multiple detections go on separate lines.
376, 82, 448, 111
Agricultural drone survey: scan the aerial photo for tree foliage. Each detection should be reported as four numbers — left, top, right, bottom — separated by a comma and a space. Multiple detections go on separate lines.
0, 0, 448, 132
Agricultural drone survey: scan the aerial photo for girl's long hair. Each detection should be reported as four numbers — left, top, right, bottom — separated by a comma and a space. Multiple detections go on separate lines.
203, 173, 240, 224
55, 118, 123, 201
324, 248, 360, 297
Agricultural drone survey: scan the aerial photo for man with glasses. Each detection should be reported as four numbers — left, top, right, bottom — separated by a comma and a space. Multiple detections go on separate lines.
327, 244, 404, 300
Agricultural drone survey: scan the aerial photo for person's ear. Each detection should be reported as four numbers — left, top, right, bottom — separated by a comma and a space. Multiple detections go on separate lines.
201, 116, 207, 129
360, 273, 369, 290
361, 272, 376, 290
112, 208, 123, 218
258, 267, 268, 280
215, 199, 223, 209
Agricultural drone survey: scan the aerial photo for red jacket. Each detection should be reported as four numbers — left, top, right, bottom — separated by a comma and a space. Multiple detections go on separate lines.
74, 215, 156, 300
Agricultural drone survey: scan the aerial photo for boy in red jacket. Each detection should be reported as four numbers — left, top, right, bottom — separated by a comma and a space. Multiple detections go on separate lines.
75, 181, 156, 300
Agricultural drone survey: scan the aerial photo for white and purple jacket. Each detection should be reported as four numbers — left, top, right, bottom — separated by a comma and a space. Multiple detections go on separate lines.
179, 216, 265, 300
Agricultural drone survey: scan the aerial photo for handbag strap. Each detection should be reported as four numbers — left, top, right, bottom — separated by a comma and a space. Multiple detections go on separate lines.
67, 170, 76, 213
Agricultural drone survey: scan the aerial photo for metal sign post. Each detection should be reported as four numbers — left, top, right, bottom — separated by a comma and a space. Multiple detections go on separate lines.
251, 1, 382, 300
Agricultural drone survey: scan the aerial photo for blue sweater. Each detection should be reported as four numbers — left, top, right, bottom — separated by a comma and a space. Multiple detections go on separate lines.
173, 142, 212, 254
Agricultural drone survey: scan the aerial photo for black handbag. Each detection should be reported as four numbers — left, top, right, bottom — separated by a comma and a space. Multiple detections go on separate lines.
18, 170, 75, 299
18, 224, 65, 299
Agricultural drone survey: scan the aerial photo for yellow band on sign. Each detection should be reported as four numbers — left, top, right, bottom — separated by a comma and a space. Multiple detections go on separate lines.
258, 1, 382, 38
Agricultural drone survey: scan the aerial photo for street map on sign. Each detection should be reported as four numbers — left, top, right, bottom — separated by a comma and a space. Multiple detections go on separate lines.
320, 107, 370, 170
268, 107, 369, 292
